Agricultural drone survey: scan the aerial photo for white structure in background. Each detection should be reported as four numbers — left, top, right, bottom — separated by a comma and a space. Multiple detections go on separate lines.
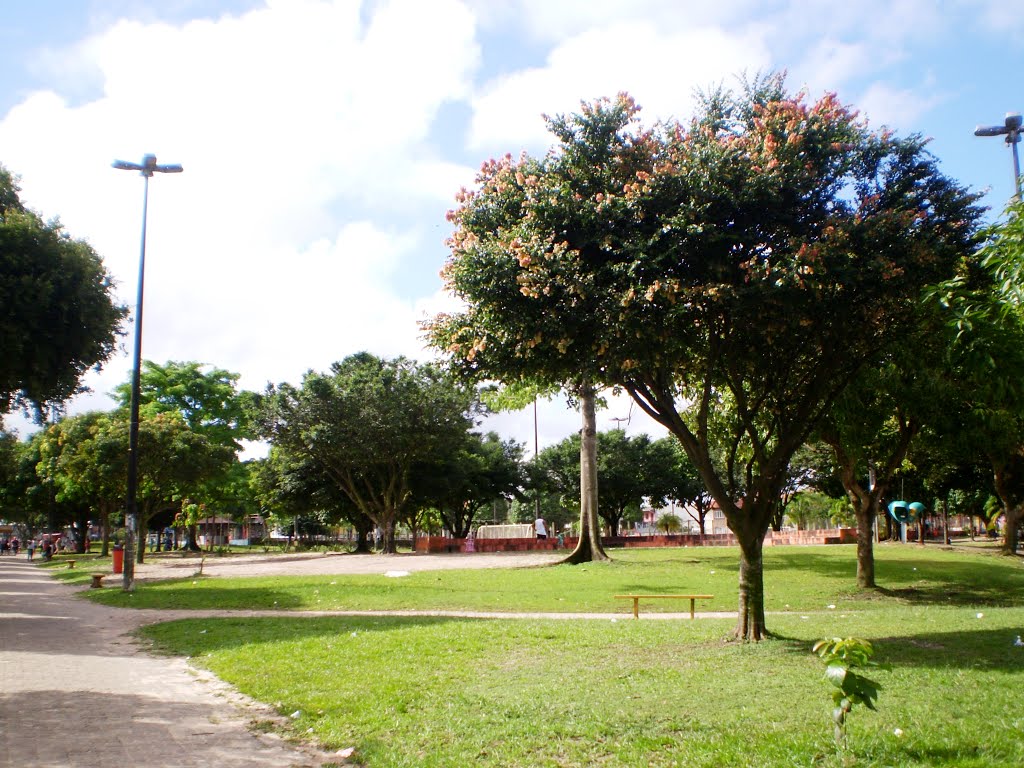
475, 523, 534, 539
640, 501, 729, 536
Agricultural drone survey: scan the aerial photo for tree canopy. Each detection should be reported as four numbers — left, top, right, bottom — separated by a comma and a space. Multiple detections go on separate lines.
428, 74, 984, 639
259, 353, 478, 553
0, 165, 126, 418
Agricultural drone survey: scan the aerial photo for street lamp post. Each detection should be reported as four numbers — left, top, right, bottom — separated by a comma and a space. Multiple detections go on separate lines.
112, 154, 182, 591
975, 112, 1023, 200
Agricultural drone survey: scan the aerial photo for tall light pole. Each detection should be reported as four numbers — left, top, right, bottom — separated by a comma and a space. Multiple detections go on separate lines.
112, 154, 182, 591
975, 112, 1022, 200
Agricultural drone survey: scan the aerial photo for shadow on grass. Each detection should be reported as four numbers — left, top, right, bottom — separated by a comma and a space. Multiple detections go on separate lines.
871, 628, 1024, 672
140, 614, 477, 655
87, 579, 308, 610
770, 625, 1024, 674
871, 583, 1022, 608
767, 548, 1024, 609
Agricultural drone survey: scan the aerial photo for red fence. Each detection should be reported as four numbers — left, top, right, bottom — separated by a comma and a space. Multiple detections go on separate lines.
415, 528, 856, 554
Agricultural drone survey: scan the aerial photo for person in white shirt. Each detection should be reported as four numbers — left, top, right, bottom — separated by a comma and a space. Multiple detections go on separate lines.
535, 517, 547, 540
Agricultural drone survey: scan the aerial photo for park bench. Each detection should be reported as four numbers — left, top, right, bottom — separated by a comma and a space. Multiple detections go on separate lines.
614, 594, 714, 620
90, 573, 105, 589
66, 560, 75, 569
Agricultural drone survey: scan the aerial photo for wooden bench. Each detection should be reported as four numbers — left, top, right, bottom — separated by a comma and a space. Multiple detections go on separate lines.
614, 594, 714, 619
67, 560, 76, 569
90, 573, 105, 589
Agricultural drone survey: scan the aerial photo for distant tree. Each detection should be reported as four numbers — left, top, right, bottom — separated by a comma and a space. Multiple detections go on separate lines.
413, 431, 526, 538
0, 165, 126, 418
534, 429, 676, 537
0, 429, 19, 520
785, 491, 837, 530
250, 448, 375, 551
817, 319, 956, 587
663, 438, 715, 539
926, 198, 1024, 554
112, 360, 252, 549
3, 431, 52, 536
35, 412, 116, 553
112, 360, 251, 450
99, 412, 234, 563
259, 353, 477, 553
428, 75, 983, 639
656, 512, 683, 534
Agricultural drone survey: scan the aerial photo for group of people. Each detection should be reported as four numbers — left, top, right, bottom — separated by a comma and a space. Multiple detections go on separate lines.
0, 536, 21, 556
0, 534, 65, 560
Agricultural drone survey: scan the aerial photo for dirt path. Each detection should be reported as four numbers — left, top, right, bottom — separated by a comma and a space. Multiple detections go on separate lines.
130, 549, 564, 580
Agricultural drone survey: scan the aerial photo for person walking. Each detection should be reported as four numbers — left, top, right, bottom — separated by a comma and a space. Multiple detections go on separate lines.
535, 516, 548, 540
26, 539, 35, 561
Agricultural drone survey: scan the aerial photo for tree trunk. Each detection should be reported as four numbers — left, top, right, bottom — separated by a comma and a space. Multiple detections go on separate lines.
100, 512, 110, 559
564, 382, 609, 564
136, 517, 148, 564
351, 517, 373, 553
186, 524, 201, 551
381, 517, 397, 554
991, 457, 1023, 555
855, 502, 876, 588
74, 507, 89, 554
1005, 504, 1021, 555
734, 524, 768, 641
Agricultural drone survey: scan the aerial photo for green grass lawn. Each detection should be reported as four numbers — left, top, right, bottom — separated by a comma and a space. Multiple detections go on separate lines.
88, 543, 1024, 615
121, 544, 1024, 767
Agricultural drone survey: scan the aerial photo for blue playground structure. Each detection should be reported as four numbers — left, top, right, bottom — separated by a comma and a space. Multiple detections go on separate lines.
887, 500, 926, 523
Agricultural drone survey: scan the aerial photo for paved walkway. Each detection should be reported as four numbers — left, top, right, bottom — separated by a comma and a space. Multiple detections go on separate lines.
0, 556, 333, 768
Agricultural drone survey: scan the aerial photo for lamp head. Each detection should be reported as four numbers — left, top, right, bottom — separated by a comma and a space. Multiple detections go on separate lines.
1006, 113, 1023, 132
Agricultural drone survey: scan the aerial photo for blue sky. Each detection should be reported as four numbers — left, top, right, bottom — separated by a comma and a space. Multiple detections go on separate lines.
2, 0, 1022, 450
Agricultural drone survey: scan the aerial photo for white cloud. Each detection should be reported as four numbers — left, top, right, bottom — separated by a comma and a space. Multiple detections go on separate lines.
4, 0, 1018, 454
468, 20, 773, 153
0, 0, 484, 437
856, 79, 946, 133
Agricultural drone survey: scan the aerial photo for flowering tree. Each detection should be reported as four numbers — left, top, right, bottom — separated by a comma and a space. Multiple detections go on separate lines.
428, 74, 981, 640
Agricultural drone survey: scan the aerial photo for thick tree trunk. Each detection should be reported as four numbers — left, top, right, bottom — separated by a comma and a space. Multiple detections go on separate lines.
564, 383, 609, 564
136, 517, 147, 564
855, 502, 876, 588
186, 524, 201, 552
991, 457, 1023, 555
352, 518, 373, 553
1004, 505, 1021, 555
381, 517, 397, 554
734, 526, 768, 641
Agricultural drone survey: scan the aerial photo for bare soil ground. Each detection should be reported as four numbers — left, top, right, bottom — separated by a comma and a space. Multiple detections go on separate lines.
131, 549, 564, 581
